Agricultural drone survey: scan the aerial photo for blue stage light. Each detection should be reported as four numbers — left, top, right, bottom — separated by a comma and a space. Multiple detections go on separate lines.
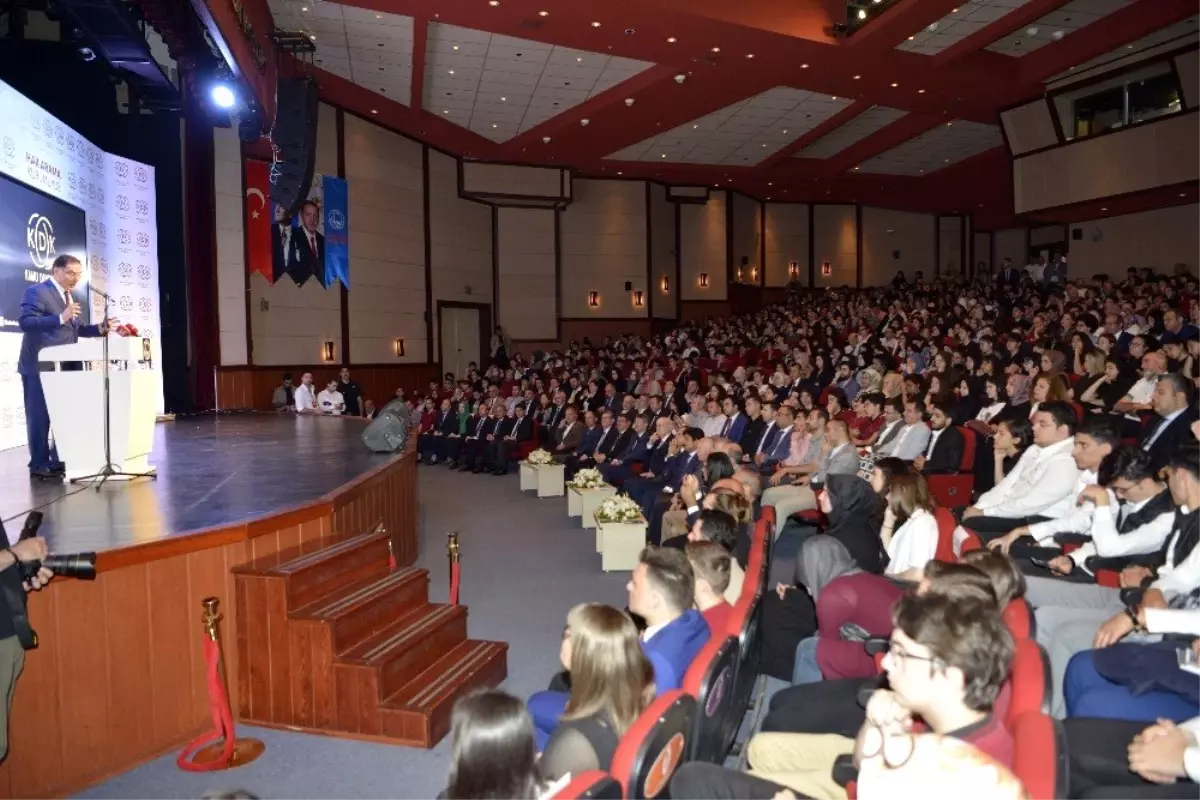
211, 84, 237, 109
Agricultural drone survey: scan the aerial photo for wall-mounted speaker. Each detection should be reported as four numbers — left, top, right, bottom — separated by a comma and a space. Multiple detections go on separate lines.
270, 77, 319, 220
624, 281, 633, 291
892, 250, 901, 260
1072, 228, 1083, 241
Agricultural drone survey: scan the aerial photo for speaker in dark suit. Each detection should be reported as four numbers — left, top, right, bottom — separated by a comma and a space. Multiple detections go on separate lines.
18, 259, 105, 478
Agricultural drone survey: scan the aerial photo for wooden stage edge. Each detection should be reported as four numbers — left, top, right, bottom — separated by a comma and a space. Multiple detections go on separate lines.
0, 437, 420, 799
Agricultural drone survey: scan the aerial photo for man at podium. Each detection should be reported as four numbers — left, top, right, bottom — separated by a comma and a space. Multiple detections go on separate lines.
17, 255, 108, 480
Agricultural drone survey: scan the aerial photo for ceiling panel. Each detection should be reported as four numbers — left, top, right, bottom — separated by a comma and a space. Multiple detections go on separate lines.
985, 0, 1134, 57
606, 87, 854, 165
1049, 14, 1198, 80
423, 22, 654, 142
269, 0, 414, 106
795, 105, 908, 159
898, 0, 1042, 56
856, 120, 1003, 175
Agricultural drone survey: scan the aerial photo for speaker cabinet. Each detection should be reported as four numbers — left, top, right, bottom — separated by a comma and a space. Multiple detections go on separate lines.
270, 77, 319, 220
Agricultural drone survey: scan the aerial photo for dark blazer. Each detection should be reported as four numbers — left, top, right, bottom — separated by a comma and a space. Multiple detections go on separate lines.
465, 414, 491, 439
435, 410, 458, 435
546, 404, 567, 430
722, 413, 749, 443
998, 267, 1021, 290
591, 426, 620, 457
922, 425, 965, 474
739, 417, 766, 454
576, 425, 603, 455
645, 434, 674, 474
287, 227, 324, 284
554, 420, 583, 452
507, 416, 534, 442
493, 417, 517, 439
665, 450, 703, 491
1140, 409, 1196, 472
751, 421, 780, 457
607, 428, 635, 460
18, 279, 103, 375
620, 430, 653, 463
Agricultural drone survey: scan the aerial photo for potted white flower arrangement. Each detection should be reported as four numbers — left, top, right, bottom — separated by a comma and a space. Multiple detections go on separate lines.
568, 468, 606, 490
525, 448, 554, 465
594, 495, 645, 524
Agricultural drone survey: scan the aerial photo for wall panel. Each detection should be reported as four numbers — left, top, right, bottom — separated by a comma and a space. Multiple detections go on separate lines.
994, 228, 1026, 269
861, 207, 935, 286
812, 205, 857, 288
680, 191, 727, 300
428, 149, 493, 359
648, 183, 676, 319
497, 207, 557, 339
344, 114, 427, 363
1067, 204, 1198, 281
764, 203, 809, 287
938, 216, 964, 277
973, 231, 992, 273
730, 192, 761, 284
249, 103, 343, 366
214, 126, 247, 365
559, 179, 647, 318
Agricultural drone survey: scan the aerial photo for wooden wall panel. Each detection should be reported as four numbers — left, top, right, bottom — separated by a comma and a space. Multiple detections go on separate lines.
215, 364, 441, 411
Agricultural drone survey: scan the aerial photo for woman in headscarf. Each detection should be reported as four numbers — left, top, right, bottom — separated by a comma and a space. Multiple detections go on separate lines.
989, 373, 1031, 426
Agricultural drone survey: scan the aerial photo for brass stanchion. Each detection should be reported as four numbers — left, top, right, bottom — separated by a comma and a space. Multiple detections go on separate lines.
181, 598, 265, 771
447, 532, 461, 606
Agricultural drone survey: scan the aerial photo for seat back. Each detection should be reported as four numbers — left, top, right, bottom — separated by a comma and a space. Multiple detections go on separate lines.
1002, 598, 1033, 641
1011, 711, 1068, 800
957, 426, 977, 471
682, 635, 740, 762
551, 771, 623, 800
1006, 639, 1050, 729
933, 506, 958, 563
927, 427, 978, 509
609, 690, 696, 799
726, 589, 763, 725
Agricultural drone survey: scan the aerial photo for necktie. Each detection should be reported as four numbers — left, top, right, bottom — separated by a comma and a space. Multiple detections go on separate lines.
308, 232, 316, 254
720, 417, 732, 437
1143, 417, 1166, 450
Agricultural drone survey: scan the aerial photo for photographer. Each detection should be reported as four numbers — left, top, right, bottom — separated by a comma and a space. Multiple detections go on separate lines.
0, 534, 53, 761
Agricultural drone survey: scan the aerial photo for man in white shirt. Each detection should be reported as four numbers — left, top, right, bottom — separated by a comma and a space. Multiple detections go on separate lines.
316, 379, 345, 415
878, 399, 932, 462
987, 416, 1118, 560
1114, 351, 1166, 419
700, 397, 728, 439
956, 401, 1081, 552
293, 372, 318, 413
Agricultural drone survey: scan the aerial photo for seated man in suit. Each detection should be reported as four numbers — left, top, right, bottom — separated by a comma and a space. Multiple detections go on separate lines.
738, 396, 766, 455
442, 401, 488, 468
565, 408, 618, 479
595, 411, 634, 468
558, 408, 601, 467
455, 402, 503, 472
956, 401, 1082, 551
549, 405, 583, 460
598, 412, 651, 484
746, 401, 781, 467
18, 254, 108, 479
758, 404, 798, 475
877, 399, 932, 462
616, 416, 676, 491
914, 400, 964, 475
538, 391, 568, 446
527, 546, 709, 746
627, 427, 705, 523
1140, 373, 1194, 472
718, 396, 748, 443
485, 401, 534, 475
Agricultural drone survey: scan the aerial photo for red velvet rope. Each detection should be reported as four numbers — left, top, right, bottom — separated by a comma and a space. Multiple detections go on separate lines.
176, 636, 238, 772
450, 561, 461, 606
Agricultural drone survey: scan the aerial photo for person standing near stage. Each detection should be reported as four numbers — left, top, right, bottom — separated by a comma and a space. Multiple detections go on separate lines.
337, 367, 362, 416
294, 372, 318, 413
17, 255, 107, 480
316, 379, 345, 416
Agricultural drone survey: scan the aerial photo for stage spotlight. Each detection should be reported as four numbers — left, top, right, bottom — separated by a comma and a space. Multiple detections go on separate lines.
210, 84, 237, 110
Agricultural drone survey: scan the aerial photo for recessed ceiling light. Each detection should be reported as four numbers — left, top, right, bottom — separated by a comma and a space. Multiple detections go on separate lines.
501, 96, 507, 101
667, 36, 677, 43
617, 171, 623, 175
1181, 193, 1188, 197
449, 70, 455, 74
801, 63, 809, 68
712, 46, 721, 53
951, 7, 958, 11
492, 123, 497, 128
300, 5, 307, 10
918, 89, 925, 93
1100, 207, 1107, 211
762, 143, 767, 147
927, 22, 938, 31
908, 36, 914, 40
309, 34, 316, 40
576, 57, 583, 62
947, 121, 953, 126
831, 96, 838, 100
488, 0, 499, 5
854, 166, 859, 170
370, 109, 377, 114
538, 10, 549, 16
1052, 30, 1064, 39
661, 153, 667, 158
853, 75, 861, 79
891, 82, 898, 87
768, 182, 773, 186
452, 44, 459, 50
591, 21, 601, 27
1026, 26, 1038, 35
443, 110, 449, 114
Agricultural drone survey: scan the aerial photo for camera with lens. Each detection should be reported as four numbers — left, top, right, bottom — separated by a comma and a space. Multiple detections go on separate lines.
1, 512, 97, 649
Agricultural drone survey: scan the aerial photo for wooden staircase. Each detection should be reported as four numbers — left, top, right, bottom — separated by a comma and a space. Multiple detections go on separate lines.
232, 528, 508, 747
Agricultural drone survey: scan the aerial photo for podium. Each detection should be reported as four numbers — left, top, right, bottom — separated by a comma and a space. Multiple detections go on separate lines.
40, 337, 157, 482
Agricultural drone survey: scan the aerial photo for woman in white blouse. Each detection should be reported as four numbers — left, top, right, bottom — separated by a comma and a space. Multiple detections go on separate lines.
880, 471, 940, 582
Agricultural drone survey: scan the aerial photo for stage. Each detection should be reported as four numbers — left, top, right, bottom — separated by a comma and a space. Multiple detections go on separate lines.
0, 411, 433, 798
0, 413, 398, 555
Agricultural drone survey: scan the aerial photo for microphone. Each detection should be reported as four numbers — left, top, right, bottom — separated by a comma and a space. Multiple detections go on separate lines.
90, 286, 113, 300
18, 511, 43, 542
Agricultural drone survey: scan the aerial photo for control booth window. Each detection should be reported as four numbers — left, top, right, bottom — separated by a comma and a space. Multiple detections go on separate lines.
1053, 60, 1183, 142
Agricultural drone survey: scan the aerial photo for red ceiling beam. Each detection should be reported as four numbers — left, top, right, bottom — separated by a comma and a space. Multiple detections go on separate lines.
848, 0, 962, 51
636, 0, 835, 42
1018, 0, 1198, 83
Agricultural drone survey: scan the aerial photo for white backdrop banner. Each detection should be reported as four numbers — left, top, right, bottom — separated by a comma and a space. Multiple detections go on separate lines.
0, 78, 163, 452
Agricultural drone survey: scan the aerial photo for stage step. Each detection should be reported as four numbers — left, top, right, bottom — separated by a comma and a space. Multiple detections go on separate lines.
294, 567, 429, 654
380, 640, 510, 747
234, 530, 507, 749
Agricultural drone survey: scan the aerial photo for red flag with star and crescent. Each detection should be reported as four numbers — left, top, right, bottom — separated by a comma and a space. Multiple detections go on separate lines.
244, 160, 273, 282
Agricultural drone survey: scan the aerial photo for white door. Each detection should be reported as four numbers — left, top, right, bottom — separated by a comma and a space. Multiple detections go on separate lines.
440, 307, 480, 379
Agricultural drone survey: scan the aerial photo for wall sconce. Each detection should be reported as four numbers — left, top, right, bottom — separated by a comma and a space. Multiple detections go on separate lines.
394, 337, 405, 357
788, 260, 799, 280
587, 290, 600, 307
660, 275, 670, 293
698, 272, 710, 288
322, 341, 335, 362
750, 266, 759, 281
632, 290, 645, 307
735, 266, 744, 281
821, 260, 832, 277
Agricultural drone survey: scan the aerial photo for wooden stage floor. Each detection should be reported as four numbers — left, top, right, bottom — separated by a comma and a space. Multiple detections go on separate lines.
0, 413, 398, 554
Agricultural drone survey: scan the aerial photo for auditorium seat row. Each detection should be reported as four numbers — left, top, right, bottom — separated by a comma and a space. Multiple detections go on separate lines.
554, 510, 775, 799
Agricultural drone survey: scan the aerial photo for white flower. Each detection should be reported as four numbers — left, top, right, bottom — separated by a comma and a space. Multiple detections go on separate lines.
526, 449, 554, 465
594, 494, 645, 524
569, 468, 607, 489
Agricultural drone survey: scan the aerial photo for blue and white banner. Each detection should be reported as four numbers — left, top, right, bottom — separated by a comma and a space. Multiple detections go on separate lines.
322, 176, 349, 289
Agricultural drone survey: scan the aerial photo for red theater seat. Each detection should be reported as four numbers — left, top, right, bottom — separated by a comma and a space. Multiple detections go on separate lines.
609, 691, 696, 799
1011, 712, 1068, 800
1002, 598, 1033, 641
926, 426, 977, 509
551, 771, 622, 800
1007, 639, 1051, 729
515, 420, 541, 460
933, 506, 958, 563
726, 587, 763, 727
682, 635, 740, 762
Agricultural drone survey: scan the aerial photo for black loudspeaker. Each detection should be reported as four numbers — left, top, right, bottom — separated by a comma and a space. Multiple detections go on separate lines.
362, 401, 412, 453
1072, 228, 1083, 241
270, 77, 319, 220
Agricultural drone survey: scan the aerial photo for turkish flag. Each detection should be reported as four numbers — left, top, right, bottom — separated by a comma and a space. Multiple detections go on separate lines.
244, 160, 272, 282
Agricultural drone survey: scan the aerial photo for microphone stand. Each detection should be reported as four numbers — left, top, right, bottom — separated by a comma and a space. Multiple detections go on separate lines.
70, 290, 157, 491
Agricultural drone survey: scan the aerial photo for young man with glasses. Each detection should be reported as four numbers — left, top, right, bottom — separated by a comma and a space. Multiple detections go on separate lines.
669, 592, 1014, 799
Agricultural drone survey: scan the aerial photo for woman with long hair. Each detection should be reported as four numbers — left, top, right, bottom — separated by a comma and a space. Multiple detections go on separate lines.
992, 416, 1032, 486
1077, 357, 1132, 413
880, 472, 939, 582
539, 604, 655, 780
1028, 373, 1069, 417
444, 690, 547, 800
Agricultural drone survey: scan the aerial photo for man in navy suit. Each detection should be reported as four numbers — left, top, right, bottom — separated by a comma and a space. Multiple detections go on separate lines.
759, 404, 797, 475
418, 397, 458, 465
718, 396, 748, 443
599, 413, 654, 485
628, 546, 709, 690
485, 402, 534, 475
18, 255, 106, 479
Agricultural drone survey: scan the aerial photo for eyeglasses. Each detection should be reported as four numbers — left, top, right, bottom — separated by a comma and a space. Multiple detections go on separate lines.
885, 642, 943, 669
859, 721, 916, 769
